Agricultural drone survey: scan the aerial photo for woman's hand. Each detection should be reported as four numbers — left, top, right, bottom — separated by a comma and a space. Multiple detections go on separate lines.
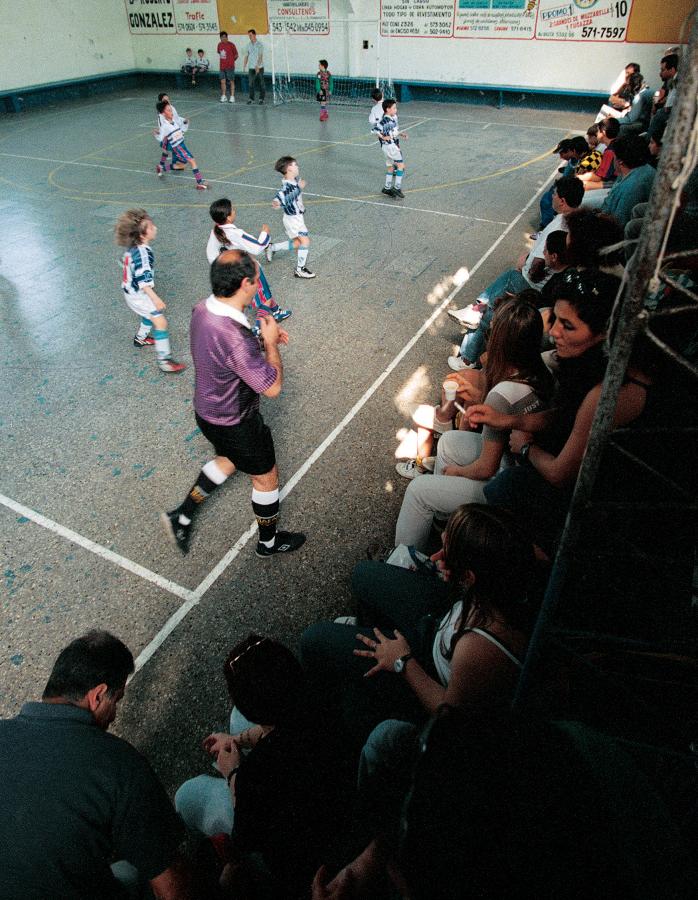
509, 430, 534, 455
467, 404, 513, 430
202, 732, 232, 756
430, 546, 452, 581
354, 628, 411, 678
216, 739, 242, 781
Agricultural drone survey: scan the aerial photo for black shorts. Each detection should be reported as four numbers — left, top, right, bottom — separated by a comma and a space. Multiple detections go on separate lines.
196, 411, 276, 475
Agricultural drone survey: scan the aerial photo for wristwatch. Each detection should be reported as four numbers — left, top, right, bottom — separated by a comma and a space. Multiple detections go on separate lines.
393, 653, 413, 674
519, 442, 532, 461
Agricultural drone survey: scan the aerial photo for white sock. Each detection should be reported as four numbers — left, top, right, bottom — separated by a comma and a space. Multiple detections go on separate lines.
202, 459, 230, 485
297, 247, 309, 269
271, 240, 292, 253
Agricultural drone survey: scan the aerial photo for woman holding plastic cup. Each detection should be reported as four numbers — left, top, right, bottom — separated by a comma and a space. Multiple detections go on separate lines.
395, 297, 553, 551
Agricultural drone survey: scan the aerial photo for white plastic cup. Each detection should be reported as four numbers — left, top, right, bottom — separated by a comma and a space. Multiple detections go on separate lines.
443, 380, 458, 402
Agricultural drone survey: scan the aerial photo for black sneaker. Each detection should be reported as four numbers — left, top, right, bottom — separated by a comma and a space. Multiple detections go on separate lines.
393, 188, 405, 199
160, 510, 193, 555
255, 531, 306, 557
382, 187, 396, 197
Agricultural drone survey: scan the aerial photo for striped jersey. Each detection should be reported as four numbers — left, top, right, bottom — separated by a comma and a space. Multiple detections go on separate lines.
206, 223, 270, 263
156, 116, 186, 149
275, 178, 305, 216
368, 101, 384, 127
122, 245, 154, 297
372, 113, 399, 145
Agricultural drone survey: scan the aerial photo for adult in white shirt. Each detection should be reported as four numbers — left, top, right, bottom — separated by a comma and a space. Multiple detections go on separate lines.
243, 29, 265, 104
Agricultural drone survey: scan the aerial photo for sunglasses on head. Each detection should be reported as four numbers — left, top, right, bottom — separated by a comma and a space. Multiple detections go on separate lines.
228, 637, 267, 672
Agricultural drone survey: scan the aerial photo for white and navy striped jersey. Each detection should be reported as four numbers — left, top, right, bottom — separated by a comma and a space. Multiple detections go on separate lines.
156, 117, 186, 148
369, 101, 384, 128
372, 113, 400, 145
122, 245, 155, 297
196, 57, 209, 70
275, 178, 305, 216
155, 105, 188, 145
205, 223, 270, 263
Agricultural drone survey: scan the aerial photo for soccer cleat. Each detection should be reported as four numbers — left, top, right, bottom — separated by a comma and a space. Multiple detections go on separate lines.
156, 164, 163, 177
158, 359, 187, 374
196, 182, 209, 190
272, 308, 292, 322
381, 187, 396, 197
220, 95, 228, 102
161, 511, 193, 555
255, 531, 306, 558
265, 244, 274, 263
448, 355, 475, 372
294, 266, 316, 279
395, 458, 435, 480
133, 334, 155, 347
393, 188, 405, 199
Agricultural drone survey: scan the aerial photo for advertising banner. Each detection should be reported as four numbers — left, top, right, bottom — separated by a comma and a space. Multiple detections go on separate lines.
454, 1, 536, 40
268, 0, 330, 35
535, 0, 634, 42
380, 1, 455, 38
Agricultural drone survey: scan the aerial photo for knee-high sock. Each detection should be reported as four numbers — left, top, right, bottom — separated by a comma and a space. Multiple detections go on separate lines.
271, 239, 294, 254
136, 317, 152, 340
178, 460, 230, 523
152, 328, 172, 361
394, 168, 403, 188
297, 246, 309, 269
384, 170, 394, 188
251, 487, 279, 545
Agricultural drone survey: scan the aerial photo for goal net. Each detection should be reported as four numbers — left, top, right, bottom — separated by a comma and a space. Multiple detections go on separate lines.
269, 19, 395, 107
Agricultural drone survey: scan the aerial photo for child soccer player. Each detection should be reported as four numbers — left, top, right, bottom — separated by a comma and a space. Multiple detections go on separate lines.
154, 93, 186, 171
206, 198, 292, 329
155, 100, 208, 189
115, 209, 186, 374
368, 87, 384, 128
266, 157, 316, 279
193, 49, 209, 85
316, 59, 333, 121
372, 98, 408, 199
181, 48, 195, 83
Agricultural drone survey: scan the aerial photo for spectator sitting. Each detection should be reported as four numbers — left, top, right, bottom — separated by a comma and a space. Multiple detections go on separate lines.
175, 635, 346, 898
564, 208, 625, 274
572, 134, 604, 178
181, 47, 195, 81
396, 298, 554, 550
600, 134, 656, 228
596, 70, 644, 120
448, 175, 584, 370
538, 229, 572, 310
192, 49, 209, 85
579, 117, 621, 206
315, 707, 698, 900
468, 269, 649, 557
586, 123, 604, 151
535, 138, 585, 232
617, 83, 654, 136
648, 52, 680, 144
300, 504, 538, 754
0, 631, 189, 900
606, 60, 641, 102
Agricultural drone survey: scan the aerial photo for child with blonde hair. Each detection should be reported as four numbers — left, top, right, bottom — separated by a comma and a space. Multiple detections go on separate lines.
115, 209, 186, 374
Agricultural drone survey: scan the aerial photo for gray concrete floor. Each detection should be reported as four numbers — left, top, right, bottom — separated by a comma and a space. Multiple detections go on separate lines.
0, 88, 593, 791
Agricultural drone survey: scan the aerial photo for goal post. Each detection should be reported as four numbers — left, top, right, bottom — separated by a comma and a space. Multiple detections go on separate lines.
269, 19, 394, 107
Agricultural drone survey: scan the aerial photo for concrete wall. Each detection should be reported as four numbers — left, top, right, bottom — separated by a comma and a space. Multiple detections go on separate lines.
0, 0, 135, 91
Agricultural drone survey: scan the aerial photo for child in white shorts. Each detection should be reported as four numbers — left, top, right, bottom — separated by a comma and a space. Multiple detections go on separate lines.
372, 98, 408, 199
265, 156, 316, 279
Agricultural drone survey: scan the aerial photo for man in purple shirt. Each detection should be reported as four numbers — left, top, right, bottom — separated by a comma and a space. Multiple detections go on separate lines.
161, 249, 305, 557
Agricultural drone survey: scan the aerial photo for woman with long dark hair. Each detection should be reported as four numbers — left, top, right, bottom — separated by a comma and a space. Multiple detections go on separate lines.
396, 297, 554, 551
301, 504, 537, 749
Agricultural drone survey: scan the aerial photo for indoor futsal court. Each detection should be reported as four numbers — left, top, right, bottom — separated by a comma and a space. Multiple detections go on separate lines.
1, 90, 591, 765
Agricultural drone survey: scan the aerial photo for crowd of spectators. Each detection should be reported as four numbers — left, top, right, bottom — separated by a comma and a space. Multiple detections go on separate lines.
1, 45, 697, 900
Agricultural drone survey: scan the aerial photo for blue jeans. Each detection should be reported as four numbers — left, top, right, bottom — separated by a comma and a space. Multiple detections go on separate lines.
459, 269, 530, 363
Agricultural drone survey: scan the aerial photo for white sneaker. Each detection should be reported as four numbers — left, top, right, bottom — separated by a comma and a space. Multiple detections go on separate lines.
409, 403, 453, 434
333, 615, 357, 626
265, 245, 274, 263
448, 355, 475, 372
229, 96, 236, 103
220, 95, 228, 102
460, 307, 484, 328
395, 458, 435, 479
294, 266, 316, 279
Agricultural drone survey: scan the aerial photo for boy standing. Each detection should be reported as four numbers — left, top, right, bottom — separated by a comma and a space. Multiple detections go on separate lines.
372, 99, 408, 199
266, 157, 316, 279
316, 59, 333, 121
217, 31, 238, 102
155, 101, 208, 189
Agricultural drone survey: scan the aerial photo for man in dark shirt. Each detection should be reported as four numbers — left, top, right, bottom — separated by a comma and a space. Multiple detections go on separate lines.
161, 249, 305, 557
0, 631, 190, 900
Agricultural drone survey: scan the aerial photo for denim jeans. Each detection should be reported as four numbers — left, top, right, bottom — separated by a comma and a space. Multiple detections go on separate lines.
248, 68, 265, 100
459, 268, 530, 363
174, 707, 255, 836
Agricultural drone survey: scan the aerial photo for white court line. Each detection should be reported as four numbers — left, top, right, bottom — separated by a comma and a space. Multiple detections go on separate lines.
0, 151, 509, 225
0, 493, 196, 603
138, 123, 374, 147
131, 159, 562, 676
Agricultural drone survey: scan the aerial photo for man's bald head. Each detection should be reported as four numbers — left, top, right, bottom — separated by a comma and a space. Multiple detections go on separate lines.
211, 249, 257, 297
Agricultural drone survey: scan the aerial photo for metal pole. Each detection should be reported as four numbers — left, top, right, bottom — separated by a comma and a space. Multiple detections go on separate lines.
283, 22, 290, 87
513, 9, 698, 708
376, 18, 381, 88
270, 22, 276, 102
